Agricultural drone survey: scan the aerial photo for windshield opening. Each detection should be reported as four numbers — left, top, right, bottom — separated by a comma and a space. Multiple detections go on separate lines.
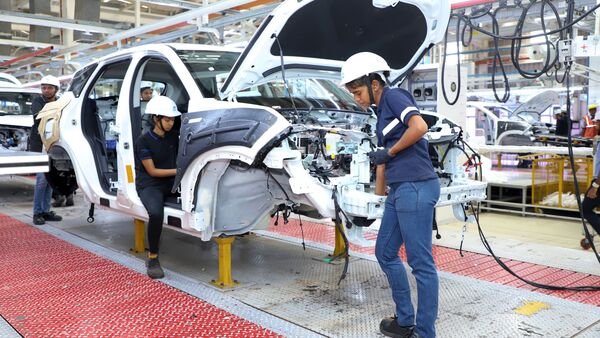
235, 78, 363, 112
0, 92, 35, 116
177, 50, 239, 99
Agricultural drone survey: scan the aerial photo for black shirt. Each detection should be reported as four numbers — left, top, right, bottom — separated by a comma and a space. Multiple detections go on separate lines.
29, 95, 54, 152
135, 130, 178, 189
555, 114, 569, 137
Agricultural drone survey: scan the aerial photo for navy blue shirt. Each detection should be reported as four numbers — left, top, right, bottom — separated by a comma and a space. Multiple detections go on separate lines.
376, 87, 437, 184
135, 130, 178, 189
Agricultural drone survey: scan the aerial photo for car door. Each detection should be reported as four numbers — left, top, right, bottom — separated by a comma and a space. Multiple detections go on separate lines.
116, 52, 199, 212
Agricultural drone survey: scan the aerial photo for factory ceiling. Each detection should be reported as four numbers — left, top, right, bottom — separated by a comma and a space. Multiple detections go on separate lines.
0, 0, 598, 85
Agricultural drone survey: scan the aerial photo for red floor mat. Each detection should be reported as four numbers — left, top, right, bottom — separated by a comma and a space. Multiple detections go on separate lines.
0, 214, 280, 337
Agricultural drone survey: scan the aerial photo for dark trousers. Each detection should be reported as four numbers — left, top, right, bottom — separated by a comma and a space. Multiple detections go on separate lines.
138, 182, 174, 254
582, 185, 600, 235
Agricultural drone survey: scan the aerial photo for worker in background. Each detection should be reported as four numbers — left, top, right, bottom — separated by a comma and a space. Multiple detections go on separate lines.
141, 85, 154, 102
554, 106, 570, 137
341, 52, 440, 338
581, 103, 597, 138
135, 96, 180, 279
140, 82, 154, 132
29, 75, 63, 225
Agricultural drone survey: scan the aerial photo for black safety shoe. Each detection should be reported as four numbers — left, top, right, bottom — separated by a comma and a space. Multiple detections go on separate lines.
33, 214, 45, 225
42, 211, 62, 222
65, 194, 74, 207
380, 316, 418, 338
52, 195, 66, 207
147, 258, 165, 279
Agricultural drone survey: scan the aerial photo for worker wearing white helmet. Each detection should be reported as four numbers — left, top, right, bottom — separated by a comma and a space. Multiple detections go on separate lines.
30, 74, 63, 225
140, 81, 154, 102
341, 52, 439, 338
135, 96, 181, 279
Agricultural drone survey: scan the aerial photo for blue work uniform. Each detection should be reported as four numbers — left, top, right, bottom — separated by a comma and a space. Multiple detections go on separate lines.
375, 87, 437, 184
374, 87, 440, 338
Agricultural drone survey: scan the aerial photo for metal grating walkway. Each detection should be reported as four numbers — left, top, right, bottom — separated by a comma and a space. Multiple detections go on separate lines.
264, 218, 600, 306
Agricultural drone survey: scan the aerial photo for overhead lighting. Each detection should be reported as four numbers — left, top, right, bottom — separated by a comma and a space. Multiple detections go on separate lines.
118, 0, 132, 4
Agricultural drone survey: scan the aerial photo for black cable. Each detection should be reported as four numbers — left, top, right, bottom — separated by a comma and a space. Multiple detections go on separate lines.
441, 15, 462, 106
469, 202, 600, 291
272, 34, 299, 117
332, 187, 350, 285
460, 2, 600, 41
443, 1, 600, 103
297, 213, 306, 250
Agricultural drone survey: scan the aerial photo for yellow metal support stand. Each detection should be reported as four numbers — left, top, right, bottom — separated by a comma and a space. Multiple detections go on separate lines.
320, 221, 348, 264
211, 236, 239, 288
333, 224, 347, 257
132, 219, 145, 253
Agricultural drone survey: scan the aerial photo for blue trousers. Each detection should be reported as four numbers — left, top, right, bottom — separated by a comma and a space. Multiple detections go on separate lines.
33, 173, 53, 215
375, 178, 440, 338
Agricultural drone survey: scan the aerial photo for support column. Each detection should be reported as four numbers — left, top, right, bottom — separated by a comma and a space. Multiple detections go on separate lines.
134, 0, 141, 28
29, 0, 51, 44
0, 1, 10, 57
60, 0, 75, 48
589, 0, 600, 107
74, 0, 101, 41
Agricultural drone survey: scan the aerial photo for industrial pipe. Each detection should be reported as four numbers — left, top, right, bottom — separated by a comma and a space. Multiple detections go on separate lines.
0, 46, 53, 68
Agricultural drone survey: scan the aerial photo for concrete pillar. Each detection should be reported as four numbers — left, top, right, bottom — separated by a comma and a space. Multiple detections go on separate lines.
74, 0, 100, 41
134, 0, 141, 28
0, 1, 11, 56
29, 0, 52, 43
61, 0, 75, 47
588, 0, 600, 108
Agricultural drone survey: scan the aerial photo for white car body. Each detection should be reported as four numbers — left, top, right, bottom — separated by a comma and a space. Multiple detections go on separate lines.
37, 0, 486, 241
0, 87, 39, 151
465, 91, 559, 146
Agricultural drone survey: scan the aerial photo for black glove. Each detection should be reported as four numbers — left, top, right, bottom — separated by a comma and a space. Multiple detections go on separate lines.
369, 148, 394, 165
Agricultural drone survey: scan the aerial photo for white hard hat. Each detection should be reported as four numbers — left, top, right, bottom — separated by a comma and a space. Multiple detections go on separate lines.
145, 96, 181, 117
340, 52, 391, 86
40, 75, 60, 88
141, 81, 153, 89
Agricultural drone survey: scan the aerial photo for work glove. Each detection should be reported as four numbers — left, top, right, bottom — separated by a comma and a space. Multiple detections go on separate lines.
369, 148, 394, 165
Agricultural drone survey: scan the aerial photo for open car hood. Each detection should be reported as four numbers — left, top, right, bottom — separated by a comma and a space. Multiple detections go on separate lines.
512, 90, 560, 117
220, 0, 450, 98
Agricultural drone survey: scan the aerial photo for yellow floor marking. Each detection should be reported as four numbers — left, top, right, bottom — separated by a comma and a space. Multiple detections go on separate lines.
514, 301, 551, 316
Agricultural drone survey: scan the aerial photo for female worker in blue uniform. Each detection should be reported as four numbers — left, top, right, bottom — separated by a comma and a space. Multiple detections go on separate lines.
135, 96, 180, 279
341, 52, 440, 338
